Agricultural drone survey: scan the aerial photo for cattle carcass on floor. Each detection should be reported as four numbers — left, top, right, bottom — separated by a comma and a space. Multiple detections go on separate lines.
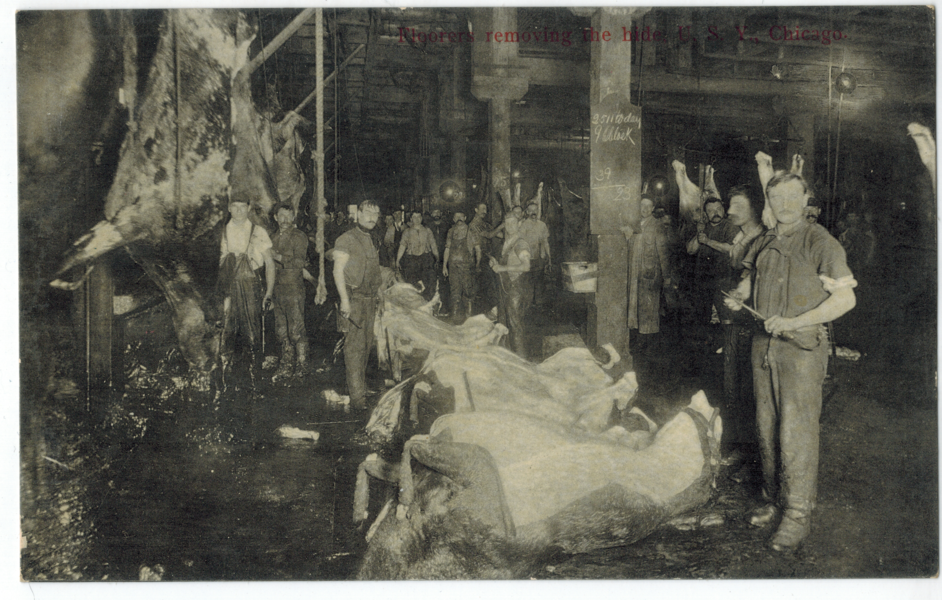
374, 282, 508, 382
354, 385, 721, 579
365, 343, 636, 444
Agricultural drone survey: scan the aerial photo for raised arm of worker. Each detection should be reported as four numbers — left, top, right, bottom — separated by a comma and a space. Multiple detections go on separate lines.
333, 250, 351, 318
302, 268, 315, 284
686, 231, 701, 255
700, 235, 733, 254
486, 222, 505, 239
490, 248, 530, 274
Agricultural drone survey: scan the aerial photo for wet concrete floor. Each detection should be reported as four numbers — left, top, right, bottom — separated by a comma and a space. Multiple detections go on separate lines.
18, 296, 940, 584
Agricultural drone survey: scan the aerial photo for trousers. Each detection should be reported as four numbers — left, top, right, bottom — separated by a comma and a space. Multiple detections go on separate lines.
448, 262, 473, 317
401, 253, 434, 299
722, 323, 756, 452
273, 273, 306, 346
498, 271, 533, 358
752, 330, 828, 514
341, 291, 377, 404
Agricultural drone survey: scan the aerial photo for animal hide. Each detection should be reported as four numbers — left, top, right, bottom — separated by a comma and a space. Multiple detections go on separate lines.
365, 344, 638, 443
357, 391, 721, 579
374, 282, 508, 379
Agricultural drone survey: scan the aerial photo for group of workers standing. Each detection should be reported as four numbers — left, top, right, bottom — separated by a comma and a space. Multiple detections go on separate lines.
215, 193, 552, 409
216, 152, 856, 553
624, 153, 857, 552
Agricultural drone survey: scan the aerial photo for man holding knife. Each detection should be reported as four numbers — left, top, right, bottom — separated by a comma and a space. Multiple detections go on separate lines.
725, 162, 856, 552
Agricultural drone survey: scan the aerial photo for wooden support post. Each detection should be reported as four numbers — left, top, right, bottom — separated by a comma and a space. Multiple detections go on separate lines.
586, 8, 647, 359
294, 44, 365, 115
86, 257, 113, 392
470, 7, 527, 215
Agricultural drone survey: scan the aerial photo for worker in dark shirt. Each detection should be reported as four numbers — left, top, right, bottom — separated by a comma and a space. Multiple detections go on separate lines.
270, 203, 315, 383
332, 200, 382, 411
726, 169, 856, 552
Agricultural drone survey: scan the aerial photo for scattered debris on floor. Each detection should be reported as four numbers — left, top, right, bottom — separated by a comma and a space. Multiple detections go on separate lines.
138, 564, 165, 581
835, 346, 862, 361
277, 426, 320, 442
323, 389, 349, 406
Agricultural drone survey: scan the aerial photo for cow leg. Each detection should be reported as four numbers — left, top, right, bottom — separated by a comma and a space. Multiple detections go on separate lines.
704, 164, 720, 199
790, 153, 805, 177
354, 453, 400, 523
908, 122, 936, 189
127, 246, 218, 385
392, 341, 403, 382
672, 160, 701, 220
755, 152, 777, 228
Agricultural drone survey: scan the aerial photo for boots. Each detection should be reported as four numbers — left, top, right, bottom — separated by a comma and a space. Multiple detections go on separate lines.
272, 342, 295, 384
770, 509, 811, 552
748, 503, 779, 527
294, 341, 309, 378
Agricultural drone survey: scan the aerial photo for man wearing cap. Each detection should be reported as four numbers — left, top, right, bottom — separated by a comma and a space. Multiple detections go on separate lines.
332, 200, 382, 411
270, 203, 315, 383
219, 199, 276, 384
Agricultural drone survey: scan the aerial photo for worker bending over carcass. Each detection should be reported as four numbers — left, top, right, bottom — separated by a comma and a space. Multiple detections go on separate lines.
725, 164, 856, 552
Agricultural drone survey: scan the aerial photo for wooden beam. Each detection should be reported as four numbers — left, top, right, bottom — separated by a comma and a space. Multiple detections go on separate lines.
294, 44, 366, 114
86, 257, 113, 391
244, 8, 317, 76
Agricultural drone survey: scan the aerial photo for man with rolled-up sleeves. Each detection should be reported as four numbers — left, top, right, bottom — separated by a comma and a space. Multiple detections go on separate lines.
725, 170, 856, 552
333, 200, 382, 412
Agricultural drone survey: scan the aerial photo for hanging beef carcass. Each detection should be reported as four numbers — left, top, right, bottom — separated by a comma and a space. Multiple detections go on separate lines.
355, 390, 721, 579
261, 110, 308, 214
43, 10, 284, 380
18, 10, 133, 315
672, 159, 719, 224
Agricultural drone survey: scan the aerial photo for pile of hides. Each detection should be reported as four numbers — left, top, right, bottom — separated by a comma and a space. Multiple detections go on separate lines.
375, 283, 508, 372
355, 390, 721, 579
365, 344, 638, 443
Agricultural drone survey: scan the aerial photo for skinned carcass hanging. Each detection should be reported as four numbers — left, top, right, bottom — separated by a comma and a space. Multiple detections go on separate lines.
51, 10, 283, 380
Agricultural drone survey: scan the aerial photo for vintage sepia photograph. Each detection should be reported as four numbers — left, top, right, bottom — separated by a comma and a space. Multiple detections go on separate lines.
14, 3, 938, 591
